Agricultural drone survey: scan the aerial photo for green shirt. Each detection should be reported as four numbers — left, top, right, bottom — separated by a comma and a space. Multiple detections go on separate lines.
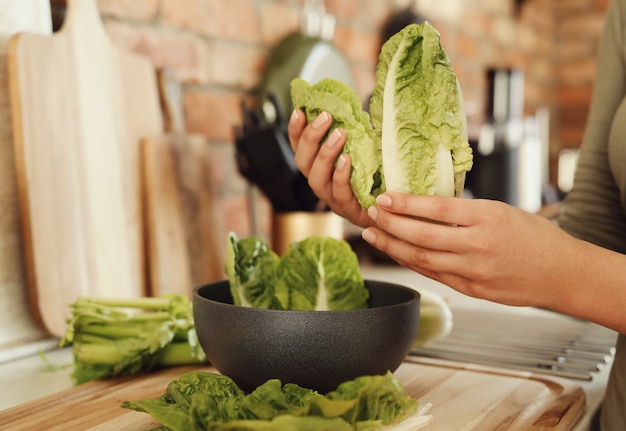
558, 0, 626, 429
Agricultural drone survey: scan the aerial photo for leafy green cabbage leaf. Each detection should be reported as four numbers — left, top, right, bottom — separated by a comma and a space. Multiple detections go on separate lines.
291, 78, 383, 208
225, 234, 368, 311
370, 22, 472, 197
325, 371, 418, 427
290, 22, 473, 206
123, 370, 420, 431
276, 236, 368, 311
225, 232, 283, 309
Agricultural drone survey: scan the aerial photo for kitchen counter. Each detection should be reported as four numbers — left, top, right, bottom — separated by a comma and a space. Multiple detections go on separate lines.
0, 265, 615, 430
359, 265, 614, 431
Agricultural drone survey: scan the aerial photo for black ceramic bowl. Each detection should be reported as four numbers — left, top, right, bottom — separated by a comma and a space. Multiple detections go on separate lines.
193, 280, 420, 394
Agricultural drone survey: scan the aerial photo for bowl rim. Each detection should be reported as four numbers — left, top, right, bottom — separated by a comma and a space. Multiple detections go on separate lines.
193, 279, 420, 315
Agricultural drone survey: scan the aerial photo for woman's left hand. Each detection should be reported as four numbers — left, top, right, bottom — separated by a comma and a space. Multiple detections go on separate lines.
361, 192, 581, 310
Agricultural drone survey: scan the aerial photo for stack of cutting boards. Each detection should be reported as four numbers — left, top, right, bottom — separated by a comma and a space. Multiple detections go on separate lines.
8, 0, 225, 338
141, 69, 226, 297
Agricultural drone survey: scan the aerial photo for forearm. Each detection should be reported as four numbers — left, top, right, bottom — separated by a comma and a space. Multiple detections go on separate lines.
550, 238, 626, 334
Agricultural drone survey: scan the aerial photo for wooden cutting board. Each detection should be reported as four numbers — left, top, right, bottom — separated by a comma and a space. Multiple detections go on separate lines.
7, 0, 163, 336
0, 358, 585, 431
141, 69, 225, 296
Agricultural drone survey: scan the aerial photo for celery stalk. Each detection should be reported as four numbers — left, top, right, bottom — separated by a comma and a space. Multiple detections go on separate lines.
58, 294, 207, 385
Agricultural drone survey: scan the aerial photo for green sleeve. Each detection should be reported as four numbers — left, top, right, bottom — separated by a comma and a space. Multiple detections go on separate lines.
558, 0, 626, 254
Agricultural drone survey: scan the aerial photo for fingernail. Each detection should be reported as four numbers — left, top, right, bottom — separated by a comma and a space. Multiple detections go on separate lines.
327, 129, 342, 148
376, 194, 392, 207
362, 229, 376, 243
367, 206, 378, 221
290, 110, 299, 124
312, 111, 330, 129
336, 154, 347, 170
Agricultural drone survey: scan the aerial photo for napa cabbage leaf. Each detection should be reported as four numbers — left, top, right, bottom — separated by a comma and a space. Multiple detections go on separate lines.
291, 78, 383, 208
290, 22, 473, 206
370, 22, 472, 197
225, 232, 283, 309
122, 370, 429, 431
276, 236, 368, 311
225, 233, 368, 311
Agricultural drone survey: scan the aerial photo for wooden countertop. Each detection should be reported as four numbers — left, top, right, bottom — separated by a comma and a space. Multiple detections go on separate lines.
0, 357, 585, 431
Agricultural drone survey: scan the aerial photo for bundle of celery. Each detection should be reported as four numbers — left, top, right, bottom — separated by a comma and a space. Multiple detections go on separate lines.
59, 294, 207, 385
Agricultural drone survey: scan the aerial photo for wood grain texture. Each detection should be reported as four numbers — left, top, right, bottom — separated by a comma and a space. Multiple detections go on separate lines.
142, 133, 226, 295
7, 0, 163, 337
0, 359, 585, 431
0, 0, 52, 349
141, 69, 225, 296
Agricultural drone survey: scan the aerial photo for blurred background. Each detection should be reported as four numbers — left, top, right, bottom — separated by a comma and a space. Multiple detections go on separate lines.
46, 0, 608, 238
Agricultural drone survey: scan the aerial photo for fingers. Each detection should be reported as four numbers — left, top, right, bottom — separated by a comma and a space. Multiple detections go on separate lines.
288, 109, 307, 151
290, 111, 333, 177
361, 226, 463, 274
331, 154, 373, 227
306, 128, 345, 191
287, 110, 372, 228
374, 192, 486, 226
369, 201, 473, 253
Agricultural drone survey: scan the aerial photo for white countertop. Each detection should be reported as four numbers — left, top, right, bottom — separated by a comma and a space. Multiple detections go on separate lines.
0, 264, 615, 431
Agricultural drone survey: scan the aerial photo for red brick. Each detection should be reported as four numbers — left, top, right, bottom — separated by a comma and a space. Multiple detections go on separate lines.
161, 0, 261, 42
104, 21, 210, 84
209, 40, 265, 88
558, 12, 606, 38
594, 0, 610, 12
183, 90, 242, 142
557, 57, 598, 86
97, 0, 158, 21
259, 2, 300, 46
332, 24, 380, 65
219, 195, 252, 238
557, 85, 593, 108
325, 0, 358, 20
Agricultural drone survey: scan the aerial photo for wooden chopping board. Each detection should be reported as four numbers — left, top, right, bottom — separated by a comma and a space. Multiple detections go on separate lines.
7, 0, 163, 336
142, 69, 225, 296
0, 358, 585, 431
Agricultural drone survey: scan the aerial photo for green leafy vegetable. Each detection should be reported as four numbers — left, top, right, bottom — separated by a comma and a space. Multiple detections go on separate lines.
58, 295, 206, 385
225, 232, 283, 309
277, 236, 368, 311
371, 22, 472, 197
123, 370, 428, 431
291, 78, 383, 208
226, 233, 369, 311
290, 22, 473, 207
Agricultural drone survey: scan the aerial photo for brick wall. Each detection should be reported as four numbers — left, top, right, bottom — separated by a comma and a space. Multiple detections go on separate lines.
87, 0, 607, 240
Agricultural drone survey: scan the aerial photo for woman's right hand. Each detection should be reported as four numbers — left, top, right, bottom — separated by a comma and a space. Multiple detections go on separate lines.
288, 110, 373, 228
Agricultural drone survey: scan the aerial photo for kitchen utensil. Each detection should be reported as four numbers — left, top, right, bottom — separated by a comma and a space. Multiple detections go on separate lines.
256, 0, 352, 122
234, 105, 320, 212
193, 279, 420, 394
0, 0, 52, 349
412, 308, 617, 381
0, 358, 585, 430
233, 1, 353, 213
141, 69, 226, 296
7, 0, 163, 337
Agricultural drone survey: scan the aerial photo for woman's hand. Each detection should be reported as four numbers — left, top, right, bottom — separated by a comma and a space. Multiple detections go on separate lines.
288, 110, 373, 228
361, 192, 586, 309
